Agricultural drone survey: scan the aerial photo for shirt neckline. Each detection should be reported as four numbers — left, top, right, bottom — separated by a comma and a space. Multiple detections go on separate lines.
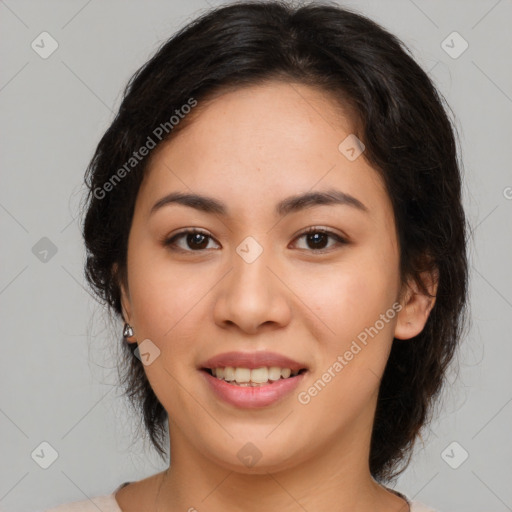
113, 481, 414, 511
113, 481, 413, 511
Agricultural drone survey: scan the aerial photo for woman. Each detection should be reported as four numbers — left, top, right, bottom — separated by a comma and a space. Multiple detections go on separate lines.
45, 1, 468, 511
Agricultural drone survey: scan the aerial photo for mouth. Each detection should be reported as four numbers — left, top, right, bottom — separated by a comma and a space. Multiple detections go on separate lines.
201, 366, 308, 386
198, 351, 309, 407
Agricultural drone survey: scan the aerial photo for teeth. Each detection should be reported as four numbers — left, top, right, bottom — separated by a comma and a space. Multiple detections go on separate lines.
268, 366, 282, 381
234, 367, 251, 383
250, 367, 268, 383
211, 366, 301, 384
281, 368, 291, 379
223, 367, 235, 381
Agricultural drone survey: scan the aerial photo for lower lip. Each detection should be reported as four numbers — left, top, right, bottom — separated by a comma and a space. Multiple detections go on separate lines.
201, 370, 306, 408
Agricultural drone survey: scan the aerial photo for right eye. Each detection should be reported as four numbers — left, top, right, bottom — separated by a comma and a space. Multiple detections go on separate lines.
163, 229, 220, 252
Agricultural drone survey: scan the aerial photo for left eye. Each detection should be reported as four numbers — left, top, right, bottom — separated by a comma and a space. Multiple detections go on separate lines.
293, 228, 348, 252
164, 228, 347, 253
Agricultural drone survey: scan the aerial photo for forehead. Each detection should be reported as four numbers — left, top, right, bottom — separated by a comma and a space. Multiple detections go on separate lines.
162, 80, 357, 161
137, 80, 389, 221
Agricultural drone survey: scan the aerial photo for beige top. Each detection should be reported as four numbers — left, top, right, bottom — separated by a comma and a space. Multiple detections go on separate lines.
42, 482, 439, 511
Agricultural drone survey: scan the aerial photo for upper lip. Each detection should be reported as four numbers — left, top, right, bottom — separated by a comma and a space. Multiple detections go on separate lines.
200, 351, 308, 372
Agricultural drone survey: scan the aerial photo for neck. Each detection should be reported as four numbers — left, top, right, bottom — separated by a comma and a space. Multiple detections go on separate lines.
154, 416, 405, 512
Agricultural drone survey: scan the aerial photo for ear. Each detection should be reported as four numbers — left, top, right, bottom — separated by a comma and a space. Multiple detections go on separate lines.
113, 263, 137, 344
394, 268, 438, 340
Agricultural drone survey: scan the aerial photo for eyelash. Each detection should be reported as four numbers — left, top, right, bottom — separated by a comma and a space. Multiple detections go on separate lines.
163, 226, 348, 254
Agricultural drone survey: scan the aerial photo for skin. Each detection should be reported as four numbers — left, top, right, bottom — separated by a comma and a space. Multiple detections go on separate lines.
115, 80, 437, 512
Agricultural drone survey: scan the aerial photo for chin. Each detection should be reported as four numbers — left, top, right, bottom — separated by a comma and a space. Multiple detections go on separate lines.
203, 434, 308, 475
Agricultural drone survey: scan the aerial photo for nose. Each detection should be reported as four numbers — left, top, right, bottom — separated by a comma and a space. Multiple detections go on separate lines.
213, 242, 292, 334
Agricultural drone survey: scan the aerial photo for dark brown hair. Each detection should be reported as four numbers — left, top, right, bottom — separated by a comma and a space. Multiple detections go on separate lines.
82, 0, 468, 482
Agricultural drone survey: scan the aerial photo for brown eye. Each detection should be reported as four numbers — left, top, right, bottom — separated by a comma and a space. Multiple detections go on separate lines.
164, 229, 219, 252
293, 228, 348, 253
305, 232, 329, 250
163, 227, 347, 254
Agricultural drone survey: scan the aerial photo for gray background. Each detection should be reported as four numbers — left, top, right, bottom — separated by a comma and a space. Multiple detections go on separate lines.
1, 0, 511, 511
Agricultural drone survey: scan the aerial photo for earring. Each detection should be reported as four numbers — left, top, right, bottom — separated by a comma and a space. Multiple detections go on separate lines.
123, 323, 134, 338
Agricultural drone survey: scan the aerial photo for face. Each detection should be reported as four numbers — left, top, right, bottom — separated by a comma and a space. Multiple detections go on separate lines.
119, 81, 431, 474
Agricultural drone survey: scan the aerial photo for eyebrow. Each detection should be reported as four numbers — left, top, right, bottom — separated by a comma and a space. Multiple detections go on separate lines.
150, 188, 368, 217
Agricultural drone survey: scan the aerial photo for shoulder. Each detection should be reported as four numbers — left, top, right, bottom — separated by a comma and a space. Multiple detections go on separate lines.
43, 493, 122, 512
385, 486, 440, 512
409, 500, 441, 512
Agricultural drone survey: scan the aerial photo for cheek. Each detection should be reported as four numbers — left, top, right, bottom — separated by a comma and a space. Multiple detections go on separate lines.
125, 256, 205, 413
126, 241, 207, 337
293, 252, 398, 344
293, 249, 399, 404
